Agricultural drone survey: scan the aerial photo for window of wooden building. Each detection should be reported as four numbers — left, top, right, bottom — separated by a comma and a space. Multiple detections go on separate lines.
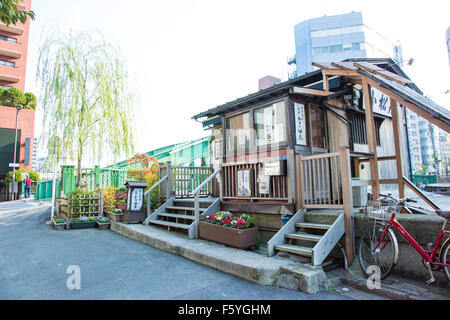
225, 112, 251, 154
254, 101, 287, 147
310, 105, 327, 149
293, 100, 328, 153
348, 111, 382, 146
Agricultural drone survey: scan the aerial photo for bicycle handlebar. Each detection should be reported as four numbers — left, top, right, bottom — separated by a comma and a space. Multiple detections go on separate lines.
378, 194, 417, 204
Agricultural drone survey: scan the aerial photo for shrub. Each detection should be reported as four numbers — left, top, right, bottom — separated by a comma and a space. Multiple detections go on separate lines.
102, 186, 118, 210
1, 87, 26, 107
27, 170, 41, 181
24, 92, 37, 109
4, 169, 26, 184
127, 155, 160, 210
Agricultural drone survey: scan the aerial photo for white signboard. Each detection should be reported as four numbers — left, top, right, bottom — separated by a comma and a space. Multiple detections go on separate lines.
9, 163, 19, 168
365, 87, 392, 117
131, 188, 143, 211
263, 107, 273, 142
237, 168, 251, 197
294, 103, 307, 145
257, 171, 270, 195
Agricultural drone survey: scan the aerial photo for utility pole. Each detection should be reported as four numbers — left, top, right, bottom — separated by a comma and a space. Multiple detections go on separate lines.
10, 105, 22, 201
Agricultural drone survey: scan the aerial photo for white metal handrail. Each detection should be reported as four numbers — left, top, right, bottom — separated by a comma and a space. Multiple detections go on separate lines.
145, 175, 168, 218
190, 168, 221, 238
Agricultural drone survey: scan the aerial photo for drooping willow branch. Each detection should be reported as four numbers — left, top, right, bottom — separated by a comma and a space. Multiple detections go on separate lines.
37, 28, 135, 186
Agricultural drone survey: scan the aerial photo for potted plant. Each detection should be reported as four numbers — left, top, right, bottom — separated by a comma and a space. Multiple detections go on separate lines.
52, 216, 66, 230
70, 216, 97, 229
96, 216, 111, 230
116, 199, 127, 211
199, 212, 259, 249
106, 207, 123, 222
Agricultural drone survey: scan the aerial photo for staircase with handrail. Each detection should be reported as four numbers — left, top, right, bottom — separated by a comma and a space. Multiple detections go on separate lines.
143, 164, 221, 239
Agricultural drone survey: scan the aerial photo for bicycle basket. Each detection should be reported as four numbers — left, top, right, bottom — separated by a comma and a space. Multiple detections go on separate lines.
366, 200, 398, 221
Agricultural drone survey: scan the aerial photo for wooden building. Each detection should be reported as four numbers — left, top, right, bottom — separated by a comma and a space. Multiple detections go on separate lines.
146, 58, 449, 267
189, 58, 450, 264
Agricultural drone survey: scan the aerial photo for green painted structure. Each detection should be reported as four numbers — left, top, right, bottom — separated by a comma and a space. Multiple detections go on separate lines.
34, 136, 211, 200
105, 136, 211, 170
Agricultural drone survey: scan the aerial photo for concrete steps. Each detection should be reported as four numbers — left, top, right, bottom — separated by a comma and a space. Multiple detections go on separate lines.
146, 197, 219, 238
268, 209, 345, 266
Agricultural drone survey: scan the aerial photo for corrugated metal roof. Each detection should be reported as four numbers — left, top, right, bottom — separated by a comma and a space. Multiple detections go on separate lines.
360, 70, 450, 127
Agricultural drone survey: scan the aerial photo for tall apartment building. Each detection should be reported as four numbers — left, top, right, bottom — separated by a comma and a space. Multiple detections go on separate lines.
0, 0, 34, 178
447, 27, 450, 69
405, 111, 423, 172
290, 11, 402, 77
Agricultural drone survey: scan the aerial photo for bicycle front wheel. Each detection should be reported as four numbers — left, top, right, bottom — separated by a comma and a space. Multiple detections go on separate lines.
358, 223, 398, 280
442, 240, 450, 282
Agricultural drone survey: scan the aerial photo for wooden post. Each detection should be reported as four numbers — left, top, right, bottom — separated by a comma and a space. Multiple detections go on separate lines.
362, 79, 380, 201
322, 70, 329, 91
219, 165, 224, 202
340, 146, 355, 266
166, 161, 172, 199
390, 99, 405, 199
194, 192, 199, 238
287, 149, 296, 204
297, 155, 305, 209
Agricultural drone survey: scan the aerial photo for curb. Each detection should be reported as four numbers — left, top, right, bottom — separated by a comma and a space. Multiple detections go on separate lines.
110, 221, 288, 286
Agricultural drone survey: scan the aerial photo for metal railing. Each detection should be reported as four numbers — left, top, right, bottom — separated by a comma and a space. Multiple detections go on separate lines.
190, 168, 221, 238
144, 175, 168, 219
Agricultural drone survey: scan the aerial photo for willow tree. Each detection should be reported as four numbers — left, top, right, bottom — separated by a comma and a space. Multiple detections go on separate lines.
37, 29, 135, 186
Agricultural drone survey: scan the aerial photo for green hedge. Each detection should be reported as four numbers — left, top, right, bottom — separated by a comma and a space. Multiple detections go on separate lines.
0, 87, 36, 110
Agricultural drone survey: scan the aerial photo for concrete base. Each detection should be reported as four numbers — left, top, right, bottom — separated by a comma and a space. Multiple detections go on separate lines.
111, 221, 329, 292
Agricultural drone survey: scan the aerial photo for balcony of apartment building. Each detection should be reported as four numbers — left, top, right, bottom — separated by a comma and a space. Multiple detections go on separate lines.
0, 59, 20, 86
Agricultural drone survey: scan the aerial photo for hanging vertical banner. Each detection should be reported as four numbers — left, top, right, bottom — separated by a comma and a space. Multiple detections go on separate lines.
294, 103, 307, 145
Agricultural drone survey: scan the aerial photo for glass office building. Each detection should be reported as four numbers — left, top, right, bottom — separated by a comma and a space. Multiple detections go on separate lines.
292, 11, 401, 76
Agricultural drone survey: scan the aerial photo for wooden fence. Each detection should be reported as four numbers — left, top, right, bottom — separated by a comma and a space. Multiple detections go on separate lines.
169, 165, 214, 197
296, 152, 343, 208
221, 162, 289, 201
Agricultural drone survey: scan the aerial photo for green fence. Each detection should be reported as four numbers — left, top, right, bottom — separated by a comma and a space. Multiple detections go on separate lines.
34, 166, 127, 200
61, 165, 127, 195
412, 174, 438, 186
35, 179, 61, 200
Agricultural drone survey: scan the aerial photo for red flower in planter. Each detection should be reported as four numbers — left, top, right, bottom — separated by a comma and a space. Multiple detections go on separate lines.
236, 218, 246, 227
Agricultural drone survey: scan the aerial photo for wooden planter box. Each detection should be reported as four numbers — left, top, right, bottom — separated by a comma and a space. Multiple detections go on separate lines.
116, 203, 127, 211
106, 211, 123, 222
70, 221, 97, 230
123, 210, 146, 224
96, 221, 111, 230
199, 221, 259, 249
52, 221, 66, 231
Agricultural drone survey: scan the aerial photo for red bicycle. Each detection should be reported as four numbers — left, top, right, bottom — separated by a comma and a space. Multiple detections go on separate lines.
358, 194, 450, 284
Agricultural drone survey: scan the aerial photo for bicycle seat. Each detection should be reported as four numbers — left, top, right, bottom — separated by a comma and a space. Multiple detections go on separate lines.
436, 210, 450, 220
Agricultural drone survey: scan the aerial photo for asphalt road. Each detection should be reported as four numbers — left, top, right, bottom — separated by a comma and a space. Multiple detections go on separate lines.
0, 200, 349, 300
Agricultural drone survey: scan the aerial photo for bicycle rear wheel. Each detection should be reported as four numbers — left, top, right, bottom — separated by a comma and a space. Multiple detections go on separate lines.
358, 223, 398, 280
442, 240, 450, 282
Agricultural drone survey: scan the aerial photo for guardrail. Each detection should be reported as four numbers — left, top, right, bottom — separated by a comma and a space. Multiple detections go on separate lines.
144, 175, 168, 219
190, 168, 221, 238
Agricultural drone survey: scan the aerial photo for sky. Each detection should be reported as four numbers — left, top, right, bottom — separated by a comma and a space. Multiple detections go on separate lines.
25, 0, 450, 167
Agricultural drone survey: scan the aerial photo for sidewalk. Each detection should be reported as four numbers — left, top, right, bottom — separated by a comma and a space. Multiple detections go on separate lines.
326, 261, 450, 300
111, 221, 330, 293
111, 221, 450, 299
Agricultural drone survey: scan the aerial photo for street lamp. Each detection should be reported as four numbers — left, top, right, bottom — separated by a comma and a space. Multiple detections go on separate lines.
10, 105, 23, 201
